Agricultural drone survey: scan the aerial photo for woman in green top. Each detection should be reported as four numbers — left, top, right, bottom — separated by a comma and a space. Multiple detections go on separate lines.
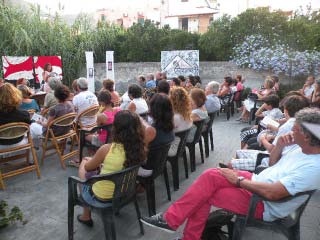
77, 110, 146, 226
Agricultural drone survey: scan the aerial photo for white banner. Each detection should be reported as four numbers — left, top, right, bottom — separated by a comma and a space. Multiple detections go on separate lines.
106, 51, 115, 82
85, 51, 95, 93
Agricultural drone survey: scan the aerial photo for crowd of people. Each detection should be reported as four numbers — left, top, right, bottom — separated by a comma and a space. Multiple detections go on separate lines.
1, 70, 320, 240
141, 75, 320, 240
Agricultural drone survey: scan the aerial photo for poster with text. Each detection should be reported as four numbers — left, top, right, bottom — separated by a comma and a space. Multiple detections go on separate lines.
2, 56, 34, 80
34, 56, 62, 83
161, 50, 199, 78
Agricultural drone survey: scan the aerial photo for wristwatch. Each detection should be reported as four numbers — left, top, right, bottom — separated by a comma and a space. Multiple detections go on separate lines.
237, 176, 245, 187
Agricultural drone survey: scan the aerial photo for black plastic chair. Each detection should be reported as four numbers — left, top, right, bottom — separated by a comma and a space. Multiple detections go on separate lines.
79, 124, 113, 162
219, 93, 234, 120
137, 142, 171, 216
230, 190, 316, 240
68, 165, 143, 240
200, 111, 217, 158
184, 119, 206, 172
166, 128, 191, 191
139, 112, 149, 121
249, 99, 263, 125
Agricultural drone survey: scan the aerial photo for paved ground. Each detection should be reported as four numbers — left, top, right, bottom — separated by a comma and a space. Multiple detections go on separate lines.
1, 111, 320, 240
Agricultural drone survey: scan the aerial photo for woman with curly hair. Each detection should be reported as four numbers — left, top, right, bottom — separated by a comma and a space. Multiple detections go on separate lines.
0, 83, 31, 148
77, 110, 146, 226
168, 87, 193, 156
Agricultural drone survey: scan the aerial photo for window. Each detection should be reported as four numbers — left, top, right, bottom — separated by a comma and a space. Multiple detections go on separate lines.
181, 18, 188, 31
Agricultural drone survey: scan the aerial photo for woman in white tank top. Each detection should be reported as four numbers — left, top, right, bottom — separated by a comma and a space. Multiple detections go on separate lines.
127, 84, 149, 114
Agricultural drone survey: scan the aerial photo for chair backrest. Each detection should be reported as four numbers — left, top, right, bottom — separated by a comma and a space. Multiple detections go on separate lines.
85, 165, 140, 210
192, 119, 206, 144
203, 111, 217, 133
280, 190, 316, 228
99, 123, 113, 143
147, 142, 171, 179
0, 122, 30, 154
49, 112, 77, 128
220, 93, 233, 106
77, 105, 100, 129
173, 128, 191, 158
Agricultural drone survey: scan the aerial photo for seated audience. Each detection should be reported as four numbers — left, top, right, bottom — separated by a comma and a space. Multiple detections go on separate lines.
30, 85, 75, 148
226, 95, 309, 171
77, 110, 146, 226
239, 76, 275, 122
42, 76, 61, 113
187, 88, 208, 143
16, 78, 33, 94
157, 80, 170, 95
18, 85, 40, 112
127, 84, 148, 115
161, 72, 167, 81
186, 75, 197, 90
73, 77, 99, 127
85, 90, 121, 147
217, 76, 233, 97
138, 94, 174, 177
194, 76, 202, 88
0, 83, 31, 150
142, 108, 320, 240
155, 72, 162, 86
168, 87, 193, 156
239, 95, 283, 149
204, 81, 221, 113
300, 75, 315, 99
102, 79, 120, 106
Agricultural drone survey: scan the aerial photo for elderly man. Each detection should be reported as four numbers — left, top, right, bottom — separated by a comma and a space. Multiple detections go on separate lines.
72, 77, 98, 126
142, 108, 320, 240
204, 81, 221, 113
146, 73, 156, 89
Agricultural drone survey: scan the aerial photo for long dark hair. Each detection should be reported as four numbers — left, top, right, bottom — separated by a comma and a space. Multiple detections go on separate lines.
149, 93, 174, 132
112, 110, 146, 167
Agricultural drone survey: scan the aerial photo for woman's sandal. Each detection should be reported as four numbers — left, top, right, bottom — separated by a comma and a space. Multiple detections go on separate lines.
77, 214, 93, 227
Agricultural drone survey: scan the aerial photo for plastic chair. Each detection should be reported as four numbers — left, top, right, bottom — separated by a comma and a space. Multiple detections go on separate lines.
79, 124, 113, 162
68, 165, 143, 240
137, 142, 171, 216
0, 122, 41, 190
184, 119, 206, 172
166, 128, 191, 191
41, 112, 78, 169
249, 99, 263, 125
219, 93, 234, 120
139, 112, 149, 121
200, 111, 217, 158
230, 190, 316, 240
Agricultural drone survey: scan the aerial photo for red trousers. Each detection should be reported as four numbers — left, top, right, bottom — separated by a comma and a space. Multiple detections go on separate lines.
164, 168, 264, 240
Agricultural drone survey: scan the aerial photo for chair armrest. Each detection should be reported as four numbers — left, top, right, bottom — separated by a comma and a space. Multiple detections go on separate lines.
245, 190, 316, 224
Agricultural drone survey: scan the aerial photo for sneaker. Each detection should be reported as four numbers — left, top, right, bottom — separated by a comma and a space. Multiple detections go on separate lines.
235, 118, 242, 121
219, 163, 228, 168
141, 213, 175, 233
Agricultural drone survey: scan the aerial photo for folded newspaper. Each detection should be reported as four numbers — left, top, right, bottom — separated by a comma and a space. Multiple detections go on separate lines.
31, 113, 47, 124
260, 116, 280, 129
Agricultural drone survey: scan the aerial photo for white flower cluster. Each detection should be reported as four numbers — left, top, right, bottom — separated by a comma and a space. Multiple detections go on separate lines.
231, 34, 320, 77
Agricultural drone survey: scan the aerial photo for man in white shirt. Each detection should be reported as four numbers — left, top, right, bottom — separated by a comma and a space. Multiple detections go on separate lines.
72, 77, 98, 126
142, 107, 320, 240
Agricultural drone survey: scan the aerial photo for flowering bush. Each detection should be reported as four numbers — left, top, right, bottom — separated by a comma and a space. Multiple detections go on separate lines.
231, 35, 320, 77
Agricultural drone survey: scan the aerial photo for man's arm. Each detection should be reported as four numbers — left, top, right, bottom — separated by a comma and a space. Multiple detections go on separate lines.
219, 168, 290, 201
269, 133, 295, 166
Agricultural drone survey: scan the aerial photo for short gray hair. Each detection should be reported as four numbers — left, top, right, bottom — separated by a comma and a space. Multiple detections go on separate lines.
295, 108, 320, 146
207, 81, 220, 94
48, 76, 62, 90
77, 77, 88, 90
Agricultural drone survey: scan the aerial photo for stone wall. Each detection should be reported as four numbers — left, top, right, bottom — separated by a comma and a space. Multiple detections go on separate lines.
87, 61, 294, 94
